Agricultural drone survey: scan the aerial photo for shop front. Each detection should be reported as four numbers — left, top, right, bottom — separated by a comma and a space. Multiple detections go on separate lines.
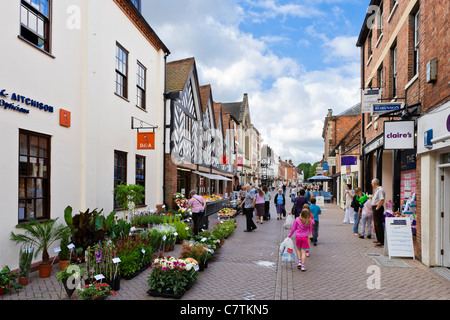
417, 102, 450, 267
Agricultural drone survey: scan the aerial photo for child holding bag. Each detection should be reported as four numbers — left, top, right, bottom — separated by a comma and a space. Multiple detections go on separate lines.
288, 208, 315, 271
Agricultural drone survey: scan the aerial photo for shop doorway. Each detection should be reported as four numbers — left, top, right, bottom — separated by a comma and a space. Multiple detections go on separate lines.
440, 166, 450, 267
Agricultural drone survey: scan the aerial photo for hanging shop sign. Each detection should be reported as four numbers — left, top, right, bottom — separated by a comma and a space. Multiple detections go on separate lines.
0, 89, 55, 114
384, 121, 415, 150
221, 155, 229, 165
237, 157, 243, 166
137, 132, 155, 150
362, 88, 381, 113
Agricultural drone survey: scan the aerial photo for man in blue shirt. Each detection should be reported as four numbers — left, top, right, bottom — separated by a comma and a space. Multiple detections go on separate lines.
309, 198, 322, 246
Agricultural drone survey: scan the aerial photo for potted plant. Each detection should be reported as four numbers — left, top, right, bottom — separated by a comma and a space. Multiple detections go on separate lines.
58, 233, 71, 271
114, 184, 145, 225
0, 266, 23, 295
75, 282, 117, 300
18, 247, 34, 286
10, 218, 71, 278
147, 257, 198, 298
57, 264, 85, 298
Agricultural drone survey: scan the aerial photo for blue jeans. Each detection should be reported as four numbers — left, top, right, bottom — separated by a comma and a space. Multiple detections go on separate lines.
353, 211, 360, 234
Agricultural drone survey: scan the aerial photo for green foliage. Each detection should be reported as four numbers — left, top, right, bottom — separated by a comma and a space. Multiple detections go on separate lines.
18, 247, 34, 277
0, 266, 23, 293
10, 218, 71, 265
59, 232, 71, 261
63, 206, 116, 252
114, 184, 145, 213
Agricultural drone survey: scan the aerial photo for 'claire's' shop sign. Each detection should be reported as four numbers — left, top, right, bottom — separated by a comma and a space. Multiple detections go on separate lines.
0, 88, 55, 114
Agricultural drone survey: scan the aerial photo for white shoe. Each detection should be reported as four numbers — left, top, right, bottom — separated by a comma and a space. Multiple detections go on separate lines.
301, 265, 306, 271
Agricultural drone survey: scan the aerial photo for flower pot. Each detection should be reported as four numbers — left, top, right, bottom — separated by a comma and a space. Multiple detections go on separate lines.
107, 276, 121, 291
169, 244, 174, 251
0, 288, 6, 296
164, 246, 169, 252
59, 260, 70, 271
39, 264, 52, 278
18, 276, 29, 286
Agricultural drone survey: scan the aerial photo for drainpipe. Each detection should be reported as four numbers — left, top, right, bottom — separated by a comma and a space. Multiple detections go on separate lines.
162, 51, 170, 208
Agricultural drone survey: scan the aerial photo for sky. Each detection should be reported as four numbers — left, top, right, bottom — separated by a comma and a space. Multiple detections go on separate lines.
142, 0, 369, 165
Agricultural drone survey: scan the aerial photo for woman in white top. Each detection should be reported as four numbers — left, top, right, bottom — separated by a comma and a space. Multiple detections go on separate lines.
343, 184, 354, 223
290, 185, 297, 203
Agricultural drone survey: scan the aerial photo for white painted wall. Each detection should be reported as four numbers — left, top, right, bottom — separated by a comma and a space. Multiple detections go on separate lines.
0, 0, 166, 269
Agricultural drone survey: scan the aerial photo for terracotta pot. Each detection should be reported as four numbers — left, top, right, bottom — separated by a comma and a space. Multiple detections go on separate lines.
59, 260, 70, 271
18, 276, 29, 286
39, 264, 52, 278
0, 288, 5, 296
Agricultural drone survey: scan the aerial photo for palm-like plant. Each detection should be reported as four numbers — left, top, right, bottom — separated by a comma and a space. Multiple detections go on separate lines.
10, 218, 71, 266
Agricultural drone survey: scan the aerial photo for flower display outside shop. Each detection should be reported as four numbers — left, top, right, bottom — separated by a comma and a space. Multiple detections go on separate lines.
75, 282, 117, 300
147, 257, 198, 297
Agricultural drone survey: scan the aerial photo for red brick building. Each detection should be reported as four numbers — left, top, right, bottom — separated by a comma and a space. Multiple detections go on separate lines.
357, 0, 449, 266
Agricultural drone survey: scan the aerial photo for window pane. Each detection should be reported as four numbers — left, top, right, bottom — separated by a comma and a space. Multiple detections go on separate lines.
28, 11, 37, 32
21, 6, 29, 25
37, 17, 44, 37
36, 179, 43, 197
19, 178, 26, 198
31, 0, 40, 10
40, 0, 49, 17
30, 157, 38, 176
30, 136, 39, 156
27, 199, 35, 219
19, 157, 28, 176
19, 200, 26, 220
27, 179, 35, 198
20, 134, 28, 155
39, 137, 47, 157
35, 199, 44, 218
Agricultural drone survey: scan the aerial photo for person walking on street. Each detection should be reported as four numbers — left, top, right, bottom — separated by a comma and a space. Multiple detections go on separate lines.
282, 184, 286, 196
351, 187, 363, 236
359, 195, 373, 239
274, 188, 286, 220
309, 198, 321, 246
290, 185, 297, 203
292, 189, 308, 218
371, 179, 386, 246
255, 188, 266, 224
187, 190, 206, 235
239, 184, 257, 232
304, 186, 312, 204
288, 209, 315, 271
262, 185, 271, 220
343, 184, 354, 223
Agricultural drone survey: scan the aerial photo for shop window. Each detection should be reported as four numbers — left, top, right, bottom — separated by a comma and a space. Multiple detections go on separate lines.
136, 61, 146, 110
115, 43, 128, 99
135, 155, 145, 205
18, 130, 51, 222
114, 150, 127, 209
20, 0, 51, 53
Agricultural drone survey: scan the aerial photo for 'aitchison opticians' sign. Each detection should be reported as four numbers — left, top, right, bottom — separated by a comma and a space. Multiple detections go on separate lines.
0, 89, 55, 114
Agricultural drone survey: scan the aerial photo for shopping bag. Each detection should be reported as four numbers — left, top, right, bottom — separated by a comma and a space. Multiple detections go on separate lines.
280, 237, 296, 262
284, 214, 294, 229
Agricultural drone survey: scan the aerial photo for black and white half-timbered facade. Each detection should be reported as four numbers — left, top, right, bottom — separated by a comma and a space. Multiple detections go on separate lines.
164, 57, 234, 207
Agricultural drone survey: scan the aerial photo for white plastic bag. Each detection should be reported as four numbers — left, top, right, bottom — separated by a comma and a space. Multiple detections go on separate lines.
280, 237, 296, 262
284, 214, 294, 229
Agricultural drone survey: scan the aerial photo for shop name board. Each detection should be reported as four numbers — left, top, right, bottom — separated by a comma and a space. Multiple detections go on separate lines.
0, 89, 55, 114
373, 102, 403, 114
384, 121, 415, 150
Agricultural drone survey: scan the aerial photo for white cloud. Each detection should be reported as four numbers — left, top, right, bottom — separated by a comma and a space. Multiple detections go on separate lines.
143, 0, 361, 165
